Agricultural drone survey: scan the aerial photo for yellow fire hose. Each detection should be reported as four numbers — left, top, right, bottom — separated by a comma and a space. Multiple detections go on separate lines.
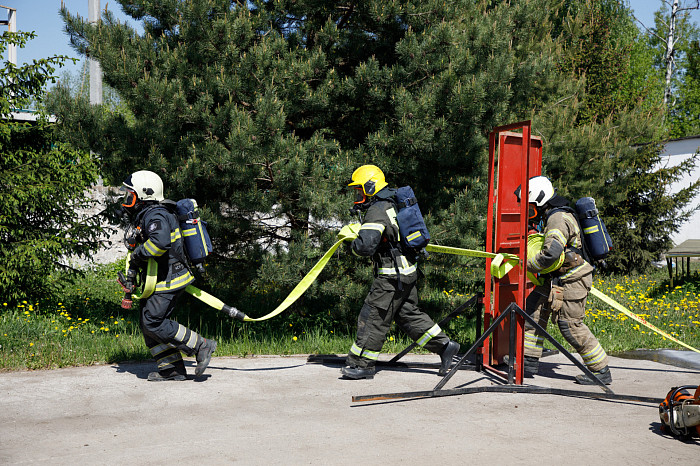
125, 252, 158, 300
240, 238, 350, 322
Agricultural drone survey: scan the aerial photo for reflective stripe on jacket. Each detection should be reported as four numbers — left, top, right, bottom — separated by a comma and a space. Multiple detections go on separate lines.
350, 190, 417, 278
527, 210, 593, 283
130, 204, 194, 293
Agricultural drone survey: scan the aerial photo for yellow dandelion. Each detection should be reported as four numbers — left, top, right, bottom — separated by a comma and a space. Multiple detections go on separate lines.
292, 336, 297, 341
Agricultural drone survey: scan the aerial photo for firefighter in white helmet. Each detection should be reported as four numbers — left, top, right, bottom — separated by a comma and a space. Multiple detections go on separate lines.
120, 170, 219, 381
512, 175, 612, 385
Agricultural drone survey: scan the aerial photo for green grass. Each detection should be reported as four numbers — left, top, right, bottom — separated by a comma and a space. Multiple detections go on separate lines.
584, 269, 700, 354
1, 261, 698, 371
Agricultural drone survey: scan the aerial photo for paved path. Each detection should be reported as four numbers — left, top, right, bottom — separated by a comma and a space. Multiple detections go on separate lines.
1, 353, 698, 465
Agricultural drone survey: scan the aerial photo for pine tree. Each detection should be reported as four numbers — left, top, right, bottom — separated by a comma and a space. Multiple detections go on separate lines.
534, 0, 700, 272
51, 0, 571, 318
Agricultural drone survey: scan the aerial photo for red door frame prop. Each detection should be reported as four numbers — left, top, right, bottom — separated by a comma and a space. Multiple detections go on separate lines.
483, 121, 542, 385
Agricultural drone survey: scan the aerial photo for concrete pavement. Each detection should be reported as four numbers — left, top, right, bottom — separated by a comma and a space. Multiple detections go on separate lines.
1, 352, 698, 465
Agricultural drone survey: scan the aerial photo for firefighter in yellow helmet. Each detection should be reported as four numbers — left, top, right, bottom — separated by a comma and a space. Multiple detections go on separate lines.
511, 176, 611, 385
341, 165, 460, 379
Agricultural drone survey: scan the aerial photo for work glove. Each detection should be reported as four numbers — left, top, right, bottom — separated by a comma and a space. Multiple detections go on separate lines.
222, 304, 247, 322
490, 253, 519, 279
548, 284, 564, 315
337, 223, 360, 242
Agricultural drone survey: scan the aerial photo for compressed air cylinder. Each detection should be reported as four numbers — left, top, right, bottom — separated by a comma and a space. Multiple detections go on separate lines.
574, 197, 612, 260
176, 199, 212, 264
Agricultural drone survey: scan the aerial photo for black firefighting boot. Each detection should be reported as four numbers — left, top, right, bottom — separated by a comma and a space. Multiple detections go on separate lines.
575, 365, 612, 385
148, 360, 187, 382
503, 355, 540, 376
438, 340, 460, 376
195, 338, 217, 376
341, 365, 376, 380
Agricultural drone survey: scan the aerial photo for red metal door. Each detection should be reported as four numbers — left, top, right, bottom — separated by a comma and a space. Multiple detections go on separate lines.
483, 123, 541, 384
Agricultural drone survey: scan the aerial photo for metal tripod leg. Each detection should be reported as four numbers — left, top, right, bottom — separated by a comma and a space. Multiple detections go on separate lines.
389, 293, 482, 365
353, 304, 670, 404
434, 302, 613, 394
434, 301, 513, 390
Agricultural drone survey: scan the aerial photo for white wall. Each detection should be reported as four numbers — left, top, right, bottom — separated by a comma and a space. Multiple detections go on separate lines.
659, 136, 700, 245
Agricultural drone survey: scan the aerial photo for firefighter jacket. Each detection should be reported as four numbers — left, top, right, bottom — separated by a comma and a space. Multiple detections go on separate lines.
350, 189, 417, 278
129, 203, 194, 293
527, 208, 593, 299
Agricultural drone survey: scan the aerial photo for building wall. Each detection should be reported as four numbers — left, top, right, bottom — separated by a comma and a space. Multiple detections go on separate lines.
660, 136, 700, 245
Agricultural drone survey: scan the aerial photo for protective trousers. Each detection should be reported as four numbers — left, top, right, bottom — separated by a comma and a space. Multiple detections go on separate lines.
140, 290, 205, 375
346, 275, 449, 369
523, 279, 609, 372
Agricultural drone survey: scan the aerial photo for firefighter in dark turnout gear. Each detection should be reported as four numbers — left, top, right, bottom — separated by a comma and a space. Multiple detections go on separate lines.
513, 176, 612, 385
120, 170, 217, 381
340, 165, 460, 380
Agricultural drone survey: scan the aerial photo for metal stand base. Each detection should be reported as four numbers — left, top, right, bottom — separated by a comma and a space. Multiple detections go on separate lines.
353, 298, 663, 405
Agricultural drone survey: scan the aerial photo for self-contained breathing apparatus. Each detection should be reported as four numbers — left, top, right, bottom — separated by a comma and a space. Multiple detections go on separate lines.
175, 198, 213, 273
516, 176, 613, 270
545, 200, 612, 269
348, 165, 432, 291
117, 171, 214, 309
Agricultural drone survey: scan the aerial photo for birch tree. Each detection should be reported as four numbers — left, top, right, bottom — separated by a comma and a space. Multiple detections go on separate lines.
633, 0, 700, 107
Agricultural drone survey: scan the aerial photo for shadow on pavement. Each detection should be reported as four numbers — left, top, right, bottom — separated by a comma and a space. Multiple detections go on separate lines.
112, 360, 212, 382
648, 421, 700, 445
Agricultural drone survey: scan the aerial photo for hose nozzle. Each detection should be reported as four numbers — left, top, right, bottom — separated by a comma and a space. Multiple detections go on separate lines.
222, 304, 247, 322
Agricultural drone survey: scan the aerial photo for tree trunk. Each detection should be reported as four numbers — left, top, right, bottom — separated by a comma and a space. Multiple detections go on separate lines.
664, 0, 679, 107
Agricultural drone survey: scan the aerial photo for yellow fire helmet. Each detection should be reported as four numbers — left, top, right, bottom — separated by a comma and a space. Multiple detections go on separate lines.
348, 165, 388, 198
527, 233, 564, 274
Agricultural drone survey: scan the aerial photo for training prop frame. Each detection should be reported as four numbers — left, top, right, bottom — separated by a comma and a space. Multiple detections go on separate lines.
352, 298, 665, 404
483, 121, 541, 384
